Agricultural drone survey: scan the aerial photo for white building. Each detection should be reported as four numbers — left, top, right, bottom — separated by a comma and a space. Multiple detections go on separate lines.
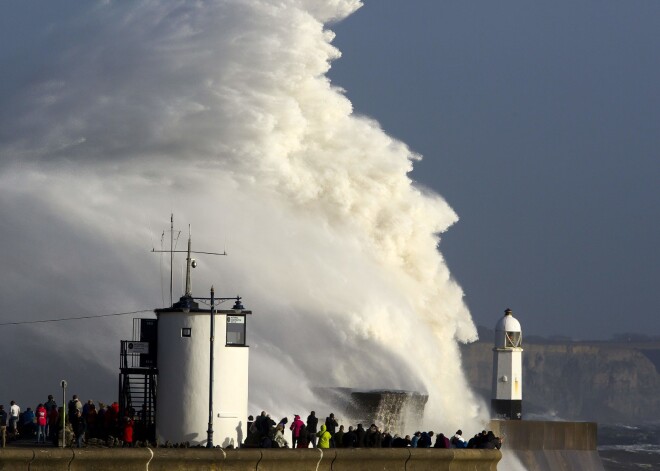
154, 227, 251, 447
155, 297, 250, 446
491, 308, 523, 420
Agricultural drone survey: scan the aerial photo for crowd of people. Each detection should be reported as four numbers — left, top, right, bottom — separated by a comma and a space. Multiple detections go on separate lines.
0, 399, 503, 451
242, 410, 503, 450
0, 395, 137, 448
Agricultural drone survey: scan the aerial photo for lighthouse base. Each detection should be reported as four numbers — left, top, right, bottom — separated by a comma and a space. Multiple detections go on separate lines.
491, 399, 522, 420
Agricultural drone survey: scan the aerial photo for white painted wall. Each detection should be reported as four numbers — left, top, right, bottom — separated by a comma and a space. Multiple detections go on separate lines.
156, 309, 249, 446
215, 314, 249, 448
491, 348, 523, 401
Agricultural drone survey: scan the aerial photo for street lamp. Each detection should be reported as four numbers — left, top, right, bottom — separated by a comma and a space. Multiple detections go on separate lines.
207, 287, 215, 448
60, 380, 67, 448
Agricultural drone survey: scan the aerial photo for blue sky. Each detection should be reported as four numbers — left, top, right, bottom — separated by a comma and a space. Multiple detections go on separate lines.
328, 0, 660, 339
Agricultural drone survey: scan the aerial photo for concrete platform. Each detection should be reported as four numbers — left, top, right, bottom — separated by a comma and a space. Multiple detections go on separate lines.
490, 420, 606, 471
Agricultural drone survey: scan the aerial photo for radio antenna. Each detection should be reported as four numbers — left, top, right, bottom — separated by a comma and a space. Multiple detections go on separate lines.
170, 214, 174, 306
152, 214, 227, 307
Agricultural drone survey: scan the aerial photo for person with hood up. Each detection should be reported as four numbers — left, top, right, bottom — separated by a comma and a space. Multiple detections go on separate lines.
316, 424, 332, 449
289, 414, 305, 448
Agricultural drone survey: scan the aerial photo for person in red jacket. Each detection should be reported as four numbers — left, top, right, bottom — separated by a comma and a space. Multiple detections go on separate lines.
35, 404, 48, 444
123, 415, 134, 447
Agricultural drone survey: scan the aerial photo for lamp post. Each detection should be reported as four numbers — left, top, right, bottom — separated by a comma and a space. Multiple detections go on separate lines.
60, 380, 67, 449
207, 286, 215, 448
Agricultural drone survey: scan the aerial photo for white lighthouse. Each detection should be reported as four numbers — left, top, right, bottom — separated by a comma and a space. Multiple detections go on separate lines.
154, 227, 251, 447
491, 308, 523, 420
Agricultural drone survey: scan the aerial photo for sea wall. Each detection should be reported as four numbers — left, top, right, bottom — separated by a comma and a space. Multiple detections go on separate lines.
0, 447, 500, 471
490, 420, 605, 471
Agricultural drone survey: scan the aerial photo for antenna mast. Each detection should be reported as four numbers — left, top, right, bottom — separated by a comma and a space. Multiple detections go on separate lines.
185, 225, 193, 297
170, 214, 174, 306
152, 215, 227, 307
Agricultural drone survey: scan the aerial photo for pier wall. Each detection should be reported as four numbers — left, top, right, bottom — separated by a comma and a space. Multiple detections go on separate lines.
0, 447, 500, 471
489, 420, 605, 471
1, 421, 606, 470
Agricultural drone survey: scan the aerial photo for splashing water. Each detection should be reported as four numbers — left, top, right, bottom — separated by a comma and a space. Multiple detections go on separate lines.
0, 0, 488, 434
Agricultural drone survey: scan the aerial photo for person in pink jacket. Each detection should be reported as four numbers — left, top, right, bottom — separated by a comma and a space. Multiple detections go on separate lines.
289, 414, 305, 448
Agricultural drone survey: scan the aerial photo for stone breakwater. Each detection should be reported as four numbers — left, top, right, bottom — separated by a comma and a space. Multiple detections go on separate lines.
0, 447, 500, 470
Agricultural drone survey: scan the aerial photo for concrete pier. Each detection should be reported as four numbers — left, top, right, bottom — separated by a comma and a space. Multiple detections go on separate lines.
0, 421, 605, 470
0, 447, 501, 471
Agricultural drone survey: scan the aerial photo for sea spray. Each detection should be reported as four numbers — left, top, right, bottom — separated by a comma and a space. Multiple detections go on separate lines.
0, 0, 487, 434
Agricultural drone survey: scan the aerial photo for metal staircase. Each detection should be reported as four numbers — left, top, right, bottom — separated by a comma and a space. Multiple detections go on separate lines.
118, 318, 158, 442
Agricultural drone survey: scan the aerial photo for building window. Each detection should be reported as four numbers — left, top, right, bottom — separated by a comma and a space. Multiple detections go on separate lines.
226, 315, 246, 346
181, 327, 192, 338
